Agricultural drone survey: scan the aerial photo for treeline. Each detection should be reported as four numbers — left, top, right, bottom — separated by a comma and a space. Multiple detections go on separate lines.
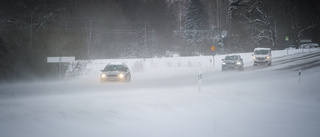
227, 0, 320, 52
0, 0, 319, 81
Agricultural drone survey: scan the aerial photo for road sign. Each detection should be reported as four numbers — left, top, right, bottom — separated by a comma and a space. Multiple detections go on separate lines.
211, 46, 216, 51
47, 56, 75, 79
47, 57, 60, 63
47, 57, 75, 63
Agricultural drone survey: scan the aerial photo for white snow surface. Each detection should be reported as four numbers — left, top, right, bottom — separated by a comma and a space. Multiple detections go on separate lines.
1, 49, 320, 137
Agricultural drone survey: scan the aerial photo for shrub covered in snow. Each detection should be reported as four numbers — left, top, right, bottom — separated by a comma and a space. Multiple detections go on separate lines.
65, 60, 91, 79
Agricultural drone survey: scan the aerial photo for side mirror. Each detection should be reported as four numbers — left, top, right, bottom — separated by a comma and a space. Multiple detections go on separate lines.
100, 70, 104, 72
241, 59, 243, 61
222, 59, 224, 61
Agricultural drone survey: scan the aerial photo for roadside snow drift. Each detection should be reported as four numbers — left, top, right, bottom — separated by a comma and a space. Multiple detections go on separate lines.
1, 49, 320, 137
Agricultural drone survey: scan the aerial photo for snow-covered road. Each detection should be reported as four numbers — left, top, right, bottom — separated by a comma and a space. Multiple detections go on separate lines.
1, 49, 320, 137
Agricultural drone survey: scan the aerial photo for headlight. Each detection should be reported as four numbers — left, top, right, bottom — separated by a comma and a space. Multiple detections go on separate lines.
101, 74, 106, 78
222, 62, 226, 65
236, 62, 242, 65
118, 74, 124, 78
253, 56, 256, 59
266, 56, 270, 59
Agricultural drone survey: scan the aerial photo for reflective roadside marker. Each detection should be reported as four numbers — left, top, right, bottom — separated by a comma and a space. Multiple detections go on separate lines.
299, 69, 301, 76
198, 70, 202, 92
298, 69, 301, 84
198, 74, 202, 80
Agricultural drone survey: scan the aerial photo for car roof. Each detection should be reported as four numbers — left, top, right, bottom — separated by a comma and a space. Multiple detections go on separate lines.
254, 48, 271, 50
300, 43, 319, 46
226, 55, 241, 57
107, 62, 127, 65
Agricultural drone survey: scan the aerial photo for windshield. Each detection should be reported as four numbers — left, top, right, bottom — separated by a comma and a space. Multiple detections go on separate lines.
225, 56, 238, 60
254, 50, 270, 55
104, 65, 125, 71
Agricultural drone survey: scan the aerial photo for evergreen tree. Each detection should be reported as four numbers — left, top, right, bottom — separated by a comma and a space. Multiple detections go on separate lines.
185, 0, 209, 30
183, 0, 210, 54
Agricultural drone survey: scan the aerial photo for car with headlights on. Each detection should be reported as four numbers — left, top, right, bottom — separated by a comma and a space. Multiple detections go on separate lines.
222, 55, 244, 71
252, 48, 272, 66
100, 63, 131, 82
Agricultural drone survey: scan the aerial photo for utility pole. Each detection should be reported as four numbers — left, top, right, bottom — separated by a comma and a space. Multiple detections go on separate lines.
30, 11, 33, 47
145, 21, 147, 47
89, 19, 92, 59
86, 19, 92, 59
144, 21, 147, 57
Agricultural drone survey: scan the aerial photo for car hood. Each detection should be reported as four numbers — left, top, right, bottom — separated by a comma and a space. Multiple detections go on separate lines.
103, 71, 124, 75
254, 54, 269, 57
223, 60, 238, 63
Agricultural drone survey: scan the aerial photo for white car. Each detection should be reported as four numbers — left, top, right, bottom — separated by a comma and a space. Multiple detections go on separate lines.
252, 48, 272, 66
300, 43, 319, 49
100, 63, 131, 82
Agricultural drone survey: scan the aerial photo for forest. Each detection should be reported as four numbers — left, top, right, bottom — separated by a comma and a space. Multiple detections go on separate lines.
0, 0, 319, 81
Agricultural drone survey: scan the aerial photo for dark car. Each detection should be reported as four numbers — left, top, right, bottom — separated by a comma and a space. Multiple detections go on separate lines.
100, 63, 131, 82
222, 55, 244, 71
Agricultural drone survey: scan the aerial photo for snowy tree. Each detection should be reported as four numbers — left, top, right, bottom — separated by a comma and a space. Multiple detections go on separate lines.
180, 0, 211, 54
202, 0, 229, 30
228, 0, 320, 51
1, 0, 319, 81
243, 0, 277, 48
166, 0, 188, 31
285, 0, 320, 48
201, 0, 230, 53
0, 0, 64, 81
228, 0, 277, 51
168, 0, 229, 54
185, 0, 209, 30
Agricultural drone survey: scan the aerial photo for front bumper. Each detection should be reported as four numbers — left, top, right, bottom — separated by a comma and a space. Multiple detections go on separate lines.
100, 74, 126, 82
254, 60, 269, 63
253, 56, 271, 64
253, 59, 271, 65
222, 64, 243, 69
